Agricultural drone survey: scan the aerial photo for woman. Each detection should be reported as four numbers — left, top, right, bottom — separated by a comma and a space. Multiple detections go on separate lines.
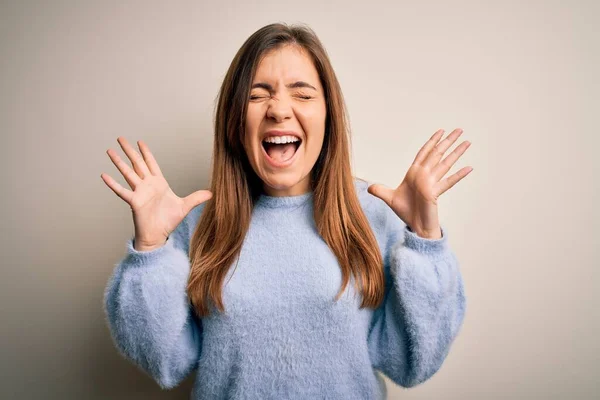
101, 22, 471, 399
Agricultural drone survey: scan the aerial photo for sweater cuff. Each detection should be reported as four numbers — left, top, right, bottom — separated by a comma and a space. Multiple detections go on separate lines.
403, 225, 449, 257
125, 235, 176, 266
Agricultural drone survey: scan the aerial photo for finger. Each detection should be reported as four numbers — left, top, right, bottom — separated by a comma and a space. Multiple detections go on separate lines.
107, 149, 141, 189
101, 173, 134, 204
433, 140, 471, 180
117, 137, 152, 179
423, 128, 464, 167
435, 166, 473, 196
137, 140, 163, 176
413, 129, 445, 165
182, 190, 213, 214
367, 183, 394, 207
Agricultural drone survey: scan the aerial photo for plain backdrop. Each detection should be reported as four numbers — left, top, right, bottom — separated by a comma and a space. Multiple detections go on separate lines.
1, 0, 598, 399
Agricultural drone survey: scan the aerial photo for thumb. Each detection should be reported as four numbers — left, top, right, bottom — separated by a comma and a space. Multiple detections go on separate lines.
367, 183, 394, 207
182, 189, 213, 214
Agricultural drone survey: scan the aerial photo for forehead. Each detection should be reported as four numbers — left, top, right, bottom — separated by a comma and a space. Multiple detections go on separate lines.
253, 45, 320, 85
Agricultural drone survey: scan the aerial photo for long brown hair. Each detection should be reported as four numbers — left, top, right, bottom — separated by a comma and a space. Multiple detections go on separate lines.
187, 23, 384, 317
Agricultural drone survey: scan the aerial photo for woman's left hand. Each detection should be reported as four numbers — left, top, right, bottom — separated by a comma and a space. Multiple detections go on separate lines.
368, 128, 473, 239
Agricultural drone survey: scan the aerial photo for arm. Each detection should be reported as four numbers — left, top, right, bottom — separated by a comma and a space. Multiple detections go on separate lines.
367, 203, 466, 388
102, 209, 203, 389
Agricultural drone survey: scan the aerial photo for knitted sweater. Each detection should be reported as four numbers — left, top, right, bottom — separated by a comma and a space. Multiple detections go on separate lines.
103, 178, 466, 399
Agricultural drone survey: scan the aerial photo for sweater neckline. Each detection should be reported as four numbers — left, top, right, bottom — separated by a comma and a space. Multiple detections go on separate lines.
255, 190, 313, 209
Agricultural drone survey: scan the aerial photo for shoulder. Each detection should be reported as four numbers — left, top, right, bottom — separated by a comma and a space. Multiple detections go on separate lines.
187, 202, 207, 228
169, 202, 208, 255
353, 177, 406, 245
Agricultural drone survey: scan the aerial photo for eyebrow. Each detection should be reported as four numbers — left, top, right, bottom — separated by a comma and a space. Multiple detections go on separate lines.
251, 81, 318, 92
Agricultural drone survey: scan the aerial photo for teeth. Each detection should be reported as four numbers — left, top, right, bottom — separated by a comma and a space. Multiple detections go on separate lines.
263, 135, 300, 144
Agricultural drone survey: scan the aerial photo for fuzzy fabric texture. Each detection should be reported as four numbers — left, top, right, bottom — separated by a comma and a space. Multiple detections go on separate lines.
103, 178, 466, 399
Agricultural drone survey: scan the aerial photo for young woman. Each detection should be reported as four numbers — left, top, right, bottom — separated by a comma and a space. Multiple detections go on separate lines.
101, 22, 472, 399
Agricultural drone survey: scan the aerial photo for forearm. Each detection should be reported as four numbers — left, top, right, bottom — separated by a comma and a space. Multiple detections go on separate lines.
103, 236, 201, 389
368, 225, 466, 387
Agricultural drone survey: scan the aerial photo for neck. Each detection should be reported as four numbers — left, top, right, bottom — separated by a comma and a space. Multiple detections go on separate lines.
262, 176, 311, 197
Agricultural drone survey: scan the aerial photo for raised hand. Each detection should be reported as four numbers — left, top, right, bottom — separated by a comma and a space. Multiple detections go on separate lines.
101, 137, 213, 251
368, 128, 473, 239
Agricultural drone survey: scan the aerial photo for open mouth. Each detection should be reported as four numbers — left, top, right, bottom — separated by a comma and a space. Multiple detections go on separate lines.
261, 138, 302, 164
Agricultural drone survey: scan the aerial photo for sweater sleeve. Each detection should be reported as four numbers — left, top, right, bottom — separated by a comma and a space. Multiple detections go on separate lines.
102, 211, 203, 390
367, 204, 466, 388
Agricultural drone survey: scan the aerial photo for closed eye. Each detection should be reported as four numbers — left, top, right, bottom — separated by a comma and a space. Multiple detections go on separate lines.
249, 95, 314, 100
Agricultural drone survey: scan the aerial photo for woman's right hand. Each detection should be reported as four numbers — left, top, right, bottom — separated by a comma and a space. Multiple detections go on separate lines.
101, 137, 213, 251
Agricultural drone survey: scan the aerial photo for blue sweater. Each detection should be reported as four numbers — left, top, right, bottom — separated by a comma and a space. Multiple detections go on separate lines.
103, 178, 466, 399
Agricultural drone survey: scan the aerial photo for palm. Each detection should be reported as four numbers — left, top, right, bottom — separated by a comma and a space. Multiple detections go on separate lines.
390, 164, 439, 225
129, 175, 188, 245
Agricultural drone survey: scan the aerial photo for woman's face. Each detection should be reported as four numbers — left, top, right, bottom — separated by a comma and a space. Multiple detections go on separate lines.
244, 45, 326, 197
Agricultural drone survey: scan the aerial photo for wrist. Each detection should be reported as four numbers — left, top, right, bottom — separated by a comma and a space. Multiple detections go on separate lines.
133, 236, 168, 251
408, 225, 442, 240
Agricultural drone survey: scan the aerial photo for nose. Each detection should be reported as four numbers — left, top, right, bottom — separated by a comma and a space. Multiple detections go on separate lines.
266, 96, 293, 122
